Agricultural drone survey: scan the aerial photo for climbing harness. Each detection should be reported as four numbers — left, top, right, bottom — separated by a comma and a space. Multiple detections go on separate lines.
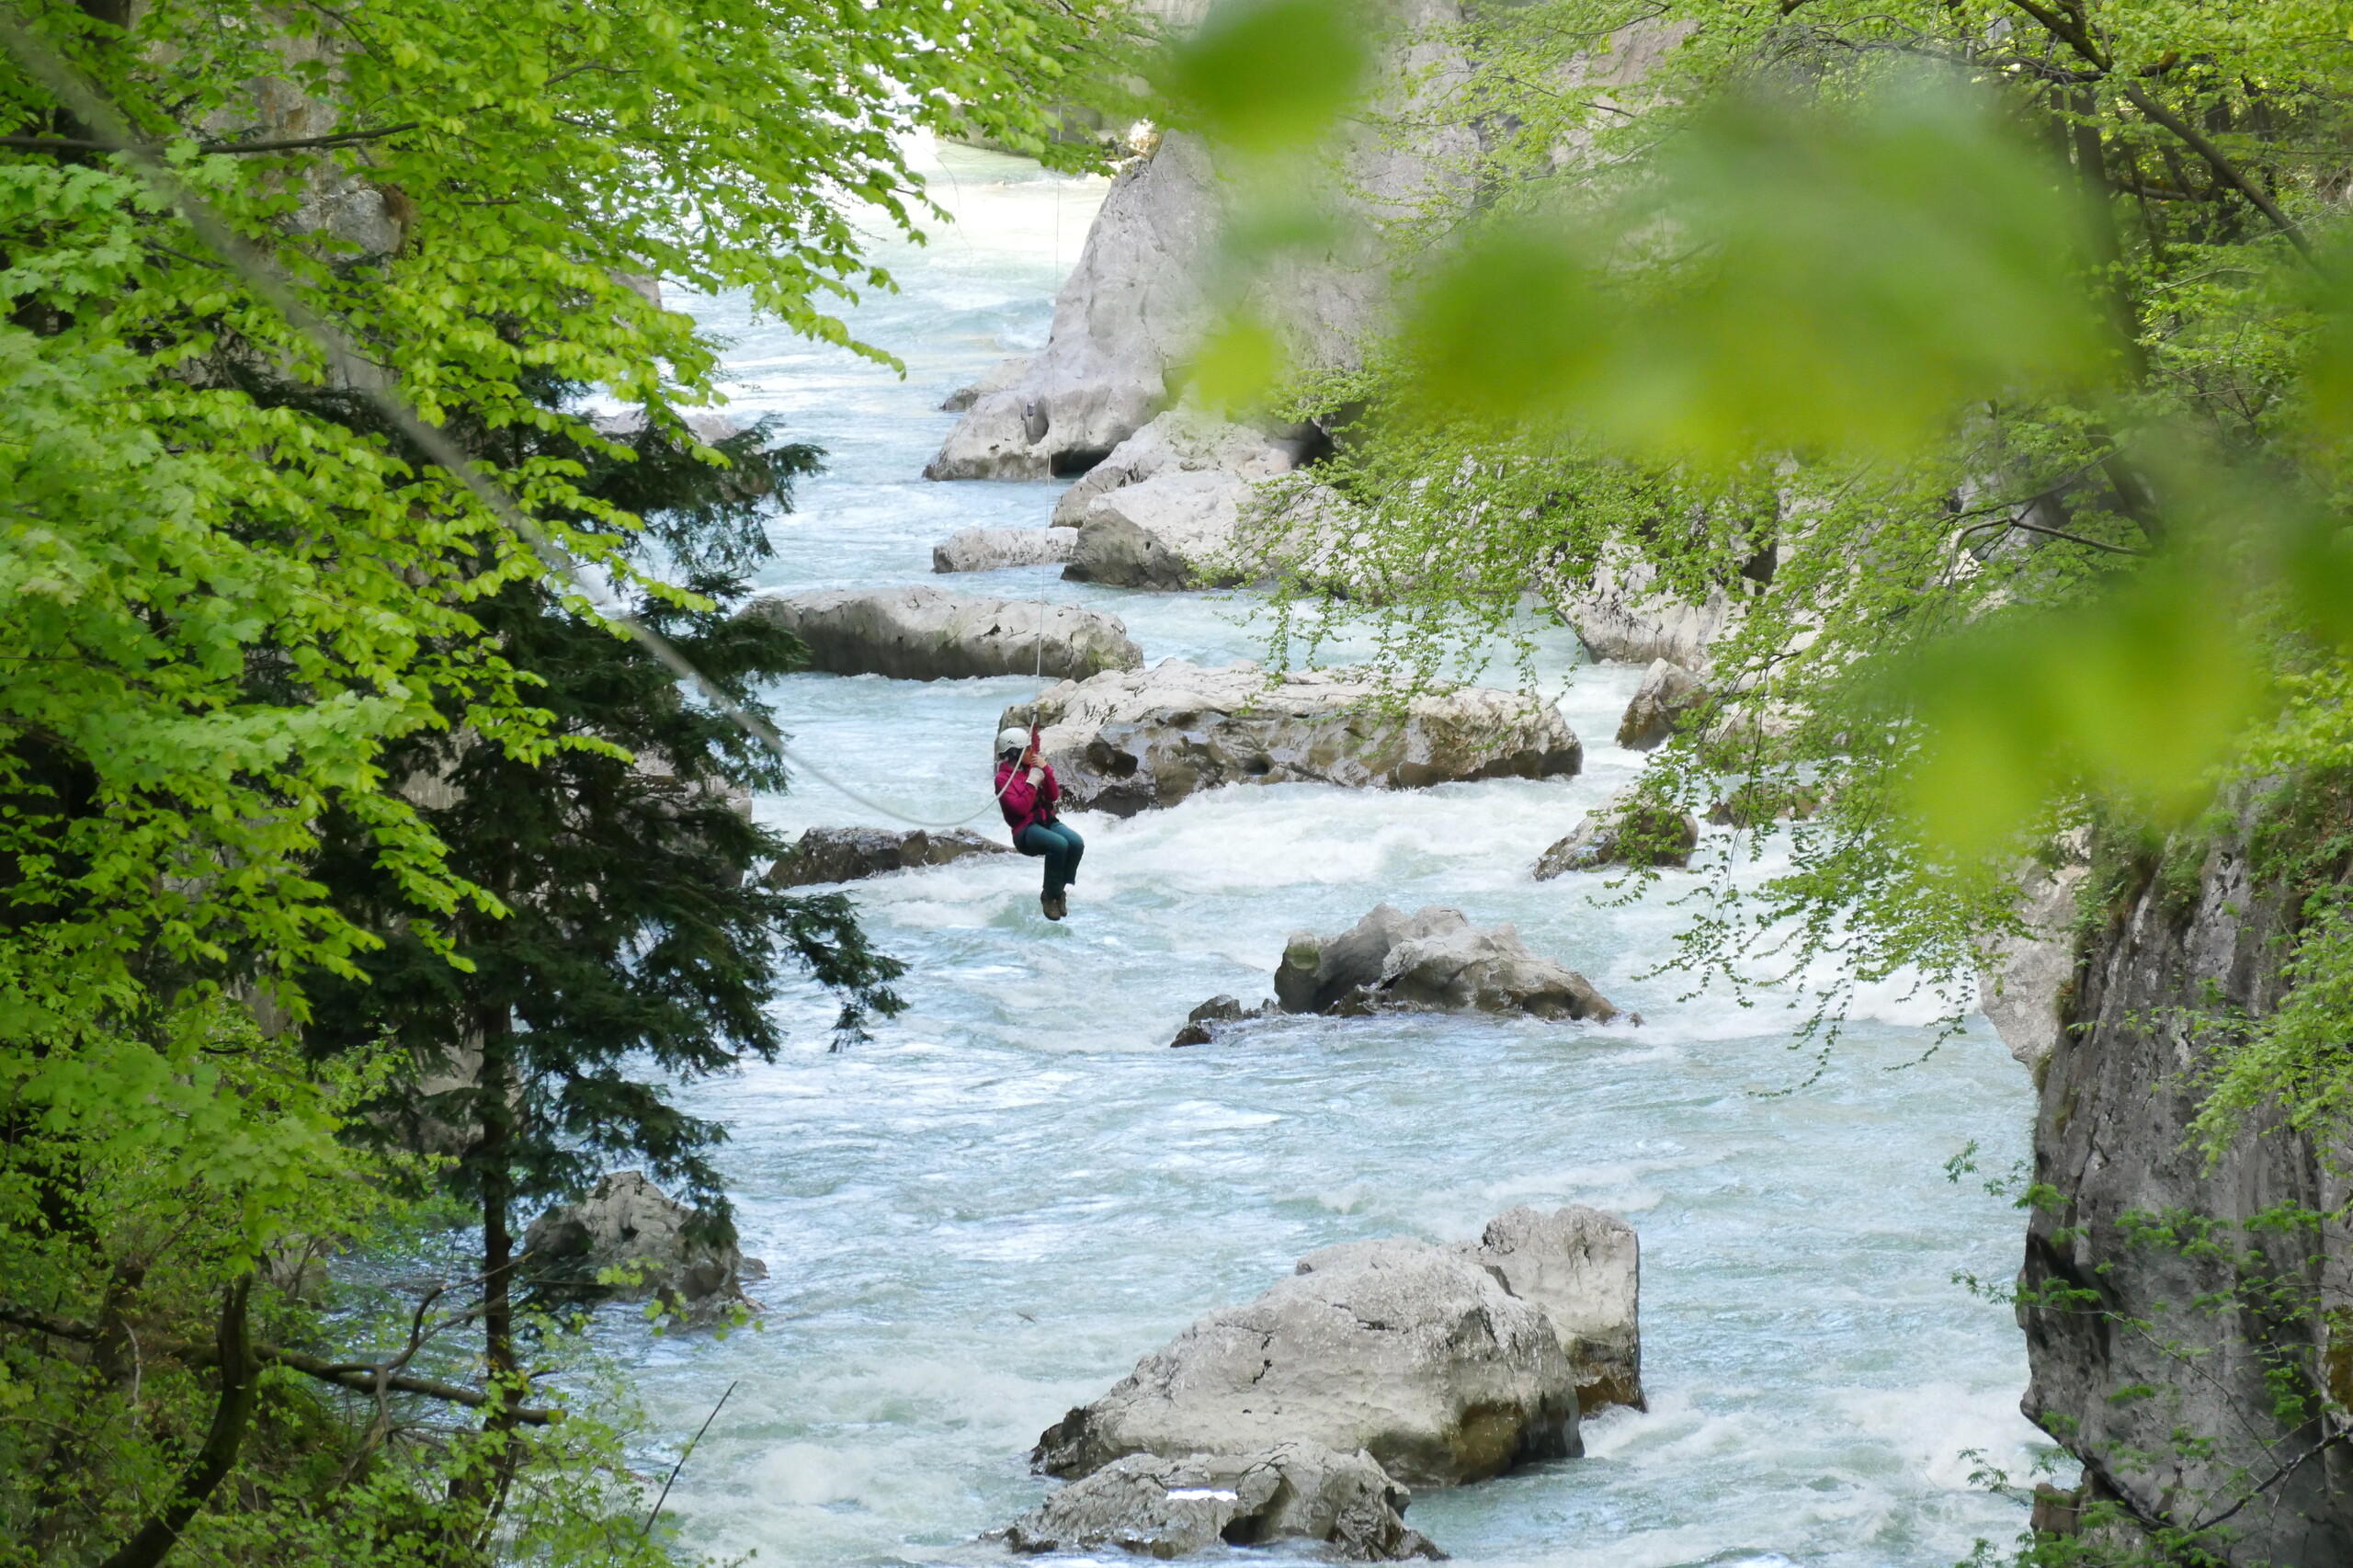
0, 21, 1074, 840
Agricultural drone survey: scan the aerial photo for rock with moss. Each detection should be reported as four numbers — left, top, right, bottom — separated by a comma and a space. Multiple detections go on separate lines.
765, 825, 1011, 888
522, 1172, 763, 1313
1534, 788, 1699, 876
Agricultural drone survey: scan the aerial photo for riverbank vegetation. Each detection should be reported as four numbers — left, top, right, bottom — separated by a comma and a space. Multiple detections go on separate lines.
0, 0, 1133, 1559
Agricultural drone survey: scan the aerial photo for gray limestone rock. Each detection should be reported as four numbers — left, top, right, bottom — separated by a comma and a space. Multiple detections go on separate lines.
1168, 994, 1279, 1048
1064, 470, 1255, 589
1276, 905, 1614, 1023
1457, 1207, 1643, 1412
1378, 918, 1618, 1023
1534, 788, 1699, 876
998, 661, 1581, 816
1614, 659, 1710, 751
739, 585, 1141, 682
2020, 795, 2353, 1562
1050, 408, 1298, 528
925, 135, 1221, 480
1032, 1236, 1579, 1487
1976, 833, 2090, 1080
926, 6, 1479, 482
941, 356, 1031, 413
930, 527, 1079, 574
765, 826, 1010, 889
522, 1172, 764, 1314
991, 1443, 1443, 1560
1548, 552, 1741, 671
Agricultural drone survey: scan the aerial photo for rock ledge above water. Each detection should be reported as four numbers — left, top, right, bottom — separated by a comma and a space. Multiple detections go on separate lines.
999, 660, 1580, 816
740, 585, 1140, 682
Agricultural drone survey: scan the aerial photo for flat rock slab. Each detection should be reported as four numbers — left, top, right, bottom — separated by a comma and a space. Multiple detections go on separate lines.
931, 527, 1078, 574
765, 826, 1009, 889
992, 1442, 1443, 1561
999, 660, 1581, 816
1033, 1236, 1580, 1488
740, 585, 1141, 682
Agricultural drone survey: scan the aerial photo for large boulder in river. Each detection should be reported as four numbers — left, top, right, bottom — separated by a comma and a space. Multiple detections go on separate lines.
992, 1442, 1441, 1561
1533, 787, 1699, 876
1276, 904, 1616, 1023
765, 826, 1009, 888
1033, 1235, 1580, 1487
1456, 1206, 1643, 1413
1614, 658, 1710, 751
522, 1172, 762, 1313
740, 585, 1141, 681
998, 661, 1581, 816
931, 527, 1077, 574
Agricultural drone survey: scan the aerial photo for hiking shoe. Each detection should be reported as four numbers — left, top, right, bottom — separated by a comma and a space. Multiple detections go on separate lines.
1041, 890, 1066, 921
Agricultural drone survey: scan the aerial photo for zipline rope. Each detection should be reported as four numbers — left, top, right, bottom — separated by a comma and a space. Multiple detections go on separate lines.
0, 13, 1058, 839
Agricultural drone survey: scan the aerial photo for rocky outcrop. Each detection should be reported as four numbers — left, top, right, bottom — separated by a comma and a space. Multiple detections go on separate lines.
1455, 1207, 1643, 1413
998, 661, 1581, 815
2019, 800, 2353, 1563
1977, 834, 2090, 1080
1705, 780, 1821, 828
926, 134, 1221, 480
926, 2, 1478, 481
765, 826, 1010, 889
992, 1443, 1442, 1561
1533, 788, 1699, 876
1614, 659, 1709, 750
739, 585, 1141, 681
1034, 1234, 1580, 1487
930, 527, 1078, 574
1551, 552, 1742, 671
1167, 994, 1279, 1048
1051, 408, 1299, 528
1276, 904, 1617, 1023
522, 1172, 763, 1313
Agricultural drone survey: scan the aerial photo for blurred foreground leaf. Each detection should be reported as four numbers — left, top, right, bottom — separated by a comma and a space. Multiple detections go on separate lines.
1159, 0, 1376, 155
1406, 80, 2121, 458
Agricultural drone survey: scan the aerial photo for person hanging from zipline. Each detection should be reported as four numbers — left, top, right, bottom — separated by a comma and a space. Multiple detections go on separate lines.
996, 725, 1083, 921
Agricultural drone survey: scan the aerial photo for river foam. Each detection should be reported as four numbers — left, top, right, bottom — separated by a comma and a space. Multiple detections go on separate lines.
613, 136, 2051, 1568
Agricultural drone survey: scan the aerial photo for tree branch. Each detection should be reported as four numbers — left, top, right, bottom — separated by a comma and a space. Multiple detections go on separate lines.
0, 121, 421, 155
0, 1297, 559, 1426
2116, 83, 2314, 263
97, 1279, 257, 1568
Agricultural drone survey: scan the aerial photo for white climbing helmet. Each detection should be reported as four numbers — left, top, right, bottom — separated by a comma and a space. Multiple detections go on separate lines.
996, 726, 1029, 757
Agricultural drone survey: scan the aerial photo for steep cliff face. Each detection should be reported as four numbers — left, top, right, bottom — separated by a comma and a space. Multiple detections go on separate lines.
2022, 817, 2353, 1562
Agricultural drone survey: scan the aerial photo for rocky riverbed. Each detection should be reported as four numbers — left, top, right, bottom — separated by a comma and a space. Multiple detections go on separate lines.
582, 136, 2050, 1568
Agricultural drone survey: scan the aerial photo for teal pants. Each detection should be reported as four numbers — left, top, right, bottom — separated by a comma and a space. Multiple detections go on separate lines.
1016, 822, 1085, 895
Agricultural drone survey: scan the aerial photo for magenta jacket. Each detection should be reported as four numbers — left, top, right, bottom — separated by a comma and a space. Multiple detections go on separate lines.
995, 761, 1062, 835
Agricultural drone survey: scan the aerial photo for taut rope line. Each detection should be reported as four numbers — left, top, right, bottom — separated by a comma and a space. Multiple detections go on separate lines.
0, 13, 1053, 837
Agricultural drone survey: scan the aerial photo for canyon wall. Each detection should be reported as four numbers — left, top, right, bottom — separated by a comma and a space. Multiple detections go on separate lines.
2021, 808, 2353, 1562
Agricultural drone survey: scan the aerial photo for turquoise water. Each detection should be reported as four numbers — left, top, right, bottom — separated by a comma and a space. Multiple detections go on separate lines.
609, 137, 2048, 1568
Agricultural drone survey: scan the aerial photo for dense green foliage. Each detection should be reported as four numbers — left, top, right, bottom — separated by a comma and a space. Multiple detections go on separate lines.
0, 0, 1128, 1559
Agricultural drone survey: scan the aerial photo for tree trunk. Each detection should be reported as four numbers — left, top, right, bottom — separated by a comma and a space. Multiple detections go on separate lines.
449, 1006, 522, 1546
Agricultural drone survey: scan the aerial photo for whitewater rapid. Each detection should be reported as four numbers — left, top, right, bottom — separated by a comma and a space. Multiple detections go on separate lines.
619, 138, 2049, 1568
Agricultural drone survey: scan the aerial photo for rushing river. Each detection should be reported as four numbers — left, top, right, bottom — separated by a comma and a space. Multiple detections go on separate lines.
615, 138, 2049, 1568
